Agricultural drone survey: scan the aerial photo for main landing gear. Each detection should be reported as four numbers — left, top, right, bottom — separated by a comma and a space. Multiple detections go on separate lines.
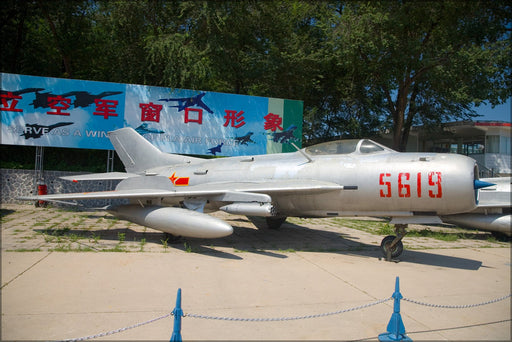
380, 224, 407, 261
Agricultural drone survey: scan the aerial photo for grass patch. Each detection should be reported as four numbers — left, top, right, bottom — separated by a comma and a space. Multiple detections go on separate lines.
102, 245, 128, 252
7, 248, 42, 252
313, 218, 510, 244
278, 248, 296, 253
332, 218, 391, 235
376, 223, 395, 236
184, 242, 193, 253
50, 243, 83, 252
161, 238, 169, 250
139, 238, 146, 252
89, 233, 101, 243
406, 229, 460, 241
108, 218, 120, 229
117, 232, 126, 243
0, 211, 16, 223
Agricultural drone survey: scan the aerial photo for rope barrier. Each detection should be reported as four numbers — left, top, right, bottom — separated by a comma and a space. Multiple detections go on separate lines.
403, 293, 512, 309
60, 312, 172, 342
185, 297, 392, 322
59, 285, 512, 342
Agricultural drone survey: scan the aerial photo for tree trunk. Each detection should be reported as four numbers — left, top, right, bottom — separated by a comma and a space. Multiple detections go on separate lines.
37, 0, 73, 78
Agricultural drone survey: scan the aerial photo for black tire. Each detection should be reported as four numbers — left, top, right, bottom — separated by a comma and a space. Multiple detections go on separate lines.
266, 216, 287, 230
380, 235, 403, 258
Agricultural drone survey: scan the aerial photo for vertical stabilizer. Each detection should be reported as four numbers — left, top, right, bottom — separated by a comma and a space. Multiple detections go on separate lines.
108, 128, 201, 173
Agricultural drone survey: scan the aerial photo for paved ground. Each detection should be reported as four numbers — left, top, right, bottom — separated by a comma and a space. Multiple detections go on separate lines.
1, 204, 511, 341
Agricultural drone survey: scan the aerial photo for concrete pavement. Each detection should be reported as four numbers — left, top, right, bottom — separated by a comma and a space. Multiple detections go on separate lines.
1, 205, 510, 341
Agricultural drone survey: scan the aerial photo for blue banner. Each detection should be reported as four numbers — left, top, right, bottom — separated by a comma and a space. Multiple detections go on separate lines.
1, 73, 303, 156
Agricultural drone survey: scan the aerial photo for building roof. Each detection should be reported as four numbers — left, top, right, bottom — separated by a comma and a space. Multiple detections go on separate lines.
410, 120, 511, 138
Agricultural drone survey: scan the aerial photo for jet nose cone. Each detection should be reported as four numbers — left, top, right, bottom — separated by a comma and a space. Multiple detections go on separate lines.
474, 179, 495, 190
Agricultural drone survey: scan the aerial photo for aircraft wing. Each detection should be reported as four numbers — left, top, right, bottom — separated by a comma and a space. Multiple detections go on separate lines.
190, 180, 344, 195
60, 172, 138, 182
20, 180, 344, 203
18, 189, 172, 201
476, 177, 511, 208
440, 177, 511, 236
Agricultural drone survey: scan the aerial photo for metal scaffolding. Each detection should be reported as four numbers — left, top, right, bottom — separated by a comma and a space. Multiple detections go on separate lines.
34, 146, 44, 190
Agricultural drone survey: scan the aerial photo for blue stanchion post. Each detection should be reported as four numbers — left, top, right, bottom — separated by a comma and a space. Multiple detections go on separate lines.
170, 288, 183, 342
378, 277, 412, 342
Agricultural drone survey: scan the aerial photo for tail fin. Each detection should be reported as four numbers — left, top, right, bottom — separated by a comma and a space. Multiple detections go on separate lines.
108, 127, 201, 173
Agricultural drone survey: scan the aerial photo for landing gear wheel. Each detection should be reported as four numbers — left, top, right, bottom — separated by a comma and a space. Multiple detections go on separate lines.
380, 235, 403, 259
266, 217, 287, 230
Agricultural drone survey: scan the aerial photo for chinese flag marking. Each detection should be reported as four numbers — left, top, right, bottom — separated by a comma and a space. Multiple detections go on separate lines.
169, 173, 190, 186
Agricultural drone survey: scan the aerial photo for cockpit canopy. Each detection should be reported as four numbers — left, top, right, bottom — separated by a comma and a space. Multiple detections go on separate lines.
305, 139, 394, 156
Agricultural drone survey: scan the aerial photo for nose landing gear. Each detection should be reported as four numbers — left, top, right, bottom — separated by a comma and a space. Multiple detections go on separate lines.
380, 224, 407, 261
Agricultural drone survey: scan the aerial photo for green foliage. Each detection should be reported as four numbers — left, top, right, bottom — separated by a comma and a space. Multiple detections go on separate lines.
184, 241, 193, 253
1, 0, 510, 150
327, 1, 511, 149
161, 237, 169, 250
376, 223, 395, 236
117, 232, 126, 243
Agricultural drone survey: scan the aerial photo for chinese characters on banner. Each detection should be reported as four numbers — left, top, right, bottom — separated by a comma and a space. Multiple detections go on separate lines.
1, 91, 24, 112
1, 73, 303, 155
139, 102, 162, 122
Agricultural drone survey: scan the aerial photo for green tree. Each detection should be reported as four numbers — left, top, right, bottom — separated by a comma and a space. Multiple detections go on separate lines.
2, 0, 510, 150
329, 1, 511, 150
1, 0, 99, 79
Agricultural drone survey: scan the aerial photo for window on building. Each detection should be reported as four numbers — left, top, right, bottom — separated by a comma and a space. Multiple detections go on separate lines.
432, 142, 451, 153
450, 143, 458, 153
466, 142, 485, 154
432, 137, 485, 155
500, 136, 511, 154
486, 135, 500, 153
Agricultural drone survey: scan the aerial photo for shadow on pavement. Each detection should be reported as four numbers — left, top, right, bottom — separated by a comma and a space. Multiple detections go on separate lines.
35, 215, 484, 270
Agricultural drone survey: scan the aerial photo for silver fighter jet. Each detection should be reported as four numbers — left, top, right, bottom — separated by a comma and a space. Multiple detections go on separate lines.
22, 127, 510, 259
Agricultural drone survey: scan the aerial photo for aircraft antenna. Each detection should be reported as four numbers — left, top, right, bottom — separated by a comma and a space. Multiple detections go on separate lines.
291, 142, 313, 163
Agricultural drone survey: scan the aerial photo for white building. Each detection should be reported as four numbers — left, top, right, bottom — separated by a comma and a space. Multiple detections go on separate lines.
379, 121, 511, 177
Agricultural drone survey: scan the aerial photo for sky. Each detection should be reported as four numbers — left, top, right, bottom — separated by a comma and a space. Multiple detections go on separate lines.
473, 98, 511, 122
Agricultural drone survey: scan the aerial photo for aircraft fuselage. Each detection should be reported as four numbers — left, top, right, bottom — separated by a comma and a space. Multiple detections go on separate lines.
116, 140, 478, 220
